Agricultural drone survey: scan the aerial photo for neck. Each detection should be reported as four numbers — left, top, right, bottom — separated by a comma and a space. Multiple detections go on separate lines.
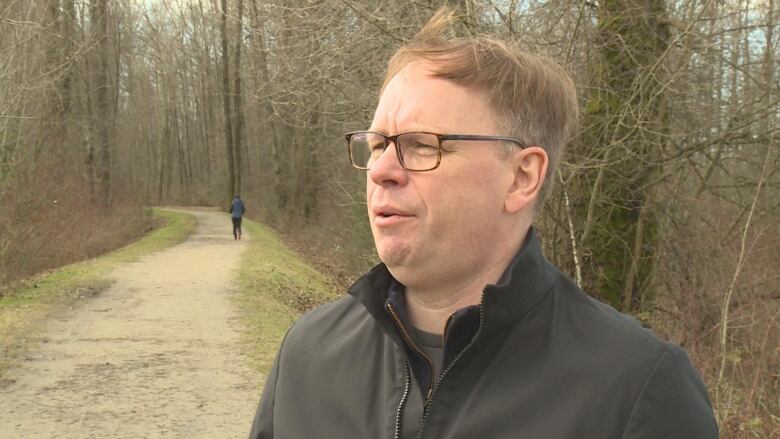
404, 240, 524, 334
404, 279, 487, 334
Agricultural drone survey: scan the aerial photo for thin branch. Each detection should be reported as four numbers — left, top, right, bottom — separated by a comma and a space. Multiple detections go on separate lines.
339, 0, 404, 43
559, 172, 583, 288
714, 143, 773, 423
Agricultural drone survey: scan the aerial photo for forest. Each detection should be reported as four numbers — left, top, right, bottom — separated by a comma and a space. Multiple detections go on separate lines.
0, 0, 777, 436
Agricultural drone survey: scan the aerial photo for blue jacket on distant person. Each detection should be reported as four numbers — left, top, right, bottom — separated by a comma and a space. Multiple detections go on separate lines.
231, 196, 245, 218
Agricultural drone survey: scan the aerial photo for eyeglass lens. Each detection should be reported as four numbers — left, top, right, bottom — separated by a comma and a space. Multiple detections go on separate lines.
350, 132, 440, 171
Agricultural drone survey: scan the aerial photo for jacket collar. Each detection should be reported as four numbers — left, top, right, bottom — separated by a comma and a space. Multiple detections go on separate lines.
347, 228, 557, 338
480, 228, 558, 334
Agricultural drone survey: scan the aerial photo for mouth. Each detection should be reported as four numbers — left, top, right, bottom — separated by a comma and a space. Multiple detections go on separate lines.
372, 207, 414, 225
377, 211, 407, 218
374, 206, 411, 217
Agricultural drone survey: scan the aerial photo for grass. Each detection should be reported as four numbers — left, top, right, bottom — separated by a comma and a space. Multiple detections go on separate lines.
0, 208, 196, 374
0, 208, 342, 390
231, 217, 341, 388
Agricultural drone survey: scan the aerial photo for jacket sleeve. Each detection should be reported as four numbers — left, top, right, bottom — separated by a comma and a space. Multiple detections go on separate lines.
622, 346, 719, 438
248, 351, 281, 439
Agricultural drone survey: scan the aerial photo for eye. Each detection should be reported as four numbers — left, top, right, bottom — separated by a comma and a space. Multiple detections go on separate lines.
401, 133, 439, 154
409, 140, 437, 150
368, 140, 386, 153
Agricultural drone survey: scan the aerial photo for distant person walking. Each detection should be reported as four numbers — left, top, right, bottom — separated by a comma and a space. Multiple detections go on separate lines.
230, 195, 245, 240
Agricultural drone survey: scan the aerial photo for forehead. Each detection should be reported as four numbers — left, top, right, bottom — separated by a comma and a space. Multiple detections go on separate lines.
371, 62, 499, 135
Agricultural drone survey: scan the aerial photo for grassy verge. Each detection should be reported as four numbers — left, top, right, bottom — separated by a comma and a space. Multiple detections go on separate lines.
232, 217, 341, 388
0, 208, 196, 374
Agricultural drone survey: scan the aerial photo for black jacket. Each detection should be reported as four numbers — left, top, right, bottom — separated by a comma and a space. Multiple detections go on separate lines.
249, 232, 718, 438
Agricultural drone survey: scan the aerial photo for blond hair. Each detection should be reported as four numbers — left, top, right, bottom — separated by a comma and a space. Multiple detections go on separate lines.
382, 7, 579, 210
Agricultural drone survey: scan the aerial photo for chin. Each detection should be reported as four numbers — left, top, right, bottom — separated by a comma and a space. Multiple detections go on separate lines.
376, 241, 413, 269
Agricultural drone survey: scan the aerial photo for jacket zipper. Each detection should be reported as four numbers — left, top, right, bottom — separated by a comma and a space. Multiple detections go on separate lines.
415, 297, 486, 439
394, 360, 411, 439
386, 302, 436, 401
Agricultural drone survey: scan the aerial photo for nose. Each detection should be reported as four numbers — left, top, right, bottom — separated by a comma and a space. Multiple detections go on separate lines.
367, 142, 408, 187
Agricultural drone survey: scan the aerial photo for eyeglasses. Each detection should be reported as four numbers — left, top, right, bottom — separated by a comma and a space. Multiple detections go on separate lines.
345, 131, 528, 172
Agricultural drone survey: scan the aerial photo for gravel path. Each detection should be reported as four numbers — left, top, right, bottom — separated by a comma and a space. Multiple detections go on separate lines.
0, 209, 259, 438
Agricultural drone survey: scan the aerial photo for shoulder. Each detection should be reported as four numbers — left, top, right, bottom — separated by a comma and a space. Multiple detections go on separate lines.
620, 343, 718, 437
546, 275, 718, 437
271, 294, 395, 403
289, 294, 369, 332
544, 273, 700, 393
280, 295, 380, 359
551, 274, 668, 359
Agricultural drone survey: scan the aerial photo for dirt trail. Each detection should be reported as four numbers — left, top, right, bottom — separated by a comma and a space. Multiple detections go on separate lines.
0, 210, 260, 438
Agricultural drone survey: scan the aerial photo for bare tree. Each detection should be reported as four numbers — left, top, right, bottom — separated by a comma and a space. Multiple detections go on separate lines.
232, 0, 245, 195
90, 0, 112, 207
220, 0, 236, 203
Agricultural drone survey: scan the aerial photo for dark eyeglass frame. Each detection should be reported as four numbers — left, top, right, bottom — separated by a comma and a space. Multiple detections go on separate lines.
345, 130, 529, 172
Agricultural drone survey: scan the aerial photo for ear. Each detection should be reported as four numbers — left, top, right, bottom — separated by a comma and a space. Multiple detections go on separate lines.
505, 146, 548, 214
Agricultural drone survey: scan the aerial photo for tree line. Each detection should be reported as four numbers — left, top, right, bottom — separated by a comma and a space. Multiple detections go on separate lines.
0, 0, 777, 435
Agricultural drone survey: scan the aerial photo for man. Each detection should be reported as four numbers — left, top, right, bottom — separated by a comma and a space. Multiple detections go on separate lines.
231, 195, 245, 240
249, 8, 717, 439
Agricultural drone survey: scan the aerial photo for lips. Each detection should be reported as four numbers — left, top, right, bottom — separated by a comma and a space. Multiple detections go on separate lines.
372, 205, 414, 227
375, 207, 408, 217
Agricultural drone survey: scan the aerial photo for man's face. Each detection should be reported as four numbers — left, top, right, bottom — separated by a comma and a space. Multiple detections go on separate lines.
367, 62, 518, 290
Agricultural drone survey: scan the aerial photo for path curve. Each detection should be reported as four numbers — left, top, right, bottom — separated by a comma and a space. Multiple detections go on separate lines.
0, 209, 259, 438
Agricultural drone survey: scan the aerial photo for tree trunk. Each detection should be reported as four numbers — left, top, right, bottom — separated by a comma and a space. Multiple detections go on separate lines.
91, 0, 112, 207
220, 0, 236, 203
249, 0, 282, 214
232, 0, 245, 195
576, 0, 670, 311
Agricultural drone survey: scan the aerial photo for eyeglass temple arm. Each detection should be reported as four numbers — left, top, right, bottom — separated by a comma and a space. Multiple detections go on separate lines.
438, 134, 528, 149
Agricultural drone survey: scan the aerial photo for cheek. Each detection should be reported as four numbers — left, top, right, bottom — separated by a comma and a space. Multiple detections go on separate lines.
426, 174, 504, 233
438, 161, 509, 228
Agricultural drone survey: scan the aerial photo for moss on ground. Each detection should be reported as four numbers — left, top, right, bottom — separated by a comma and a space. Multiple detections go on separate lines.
0, 208, 196, 374
232, 217, 340, 387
